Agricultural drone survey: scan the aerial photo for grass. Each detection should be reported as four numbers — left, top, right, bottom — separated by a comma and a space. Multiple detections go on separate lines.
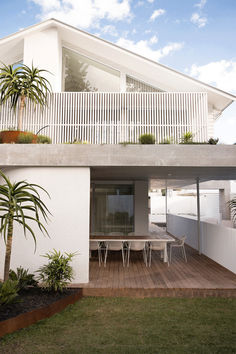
0, 297, 236, 353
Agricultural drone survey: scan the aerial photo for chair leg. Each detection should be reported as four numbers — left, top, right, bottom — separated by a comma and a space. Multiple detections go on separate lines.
98, 248, 101, 267
149, 247, 152, 267
122, 247, 125, 267
104, 246, 108, 267
182, 245, 187, 262
127, 247, 130, 267
142, 248, 147, 267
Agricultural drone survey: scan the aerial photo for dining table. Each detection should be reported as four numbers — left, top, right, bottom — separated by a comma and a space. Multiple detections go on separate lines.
90, 234, 175, 263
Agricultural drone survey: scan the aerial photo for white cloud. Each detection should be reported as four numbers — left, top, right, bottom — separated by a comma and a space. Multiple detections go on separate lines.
191, 13, 207, 28
191, 0, 207, 28
147, 0, 155, 3
195, 0, 207, 9
189, 60, 236, 93
149, 9, 165, 22
135, 1, 144, 6
116, 37, 183, 62
30, 0, 132, 29
149, 35, 158, 44
101, 25, 118, 37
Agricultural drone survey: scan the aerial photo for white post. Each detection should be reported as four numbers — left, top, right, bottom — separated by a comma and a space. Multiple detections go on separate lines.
196, 177, 201, 254
165, 180, 168, 230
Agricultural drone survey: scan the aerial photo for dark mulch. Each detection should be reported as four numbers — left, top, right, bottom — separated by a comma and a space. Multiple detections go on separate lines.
0, 287, 79, 322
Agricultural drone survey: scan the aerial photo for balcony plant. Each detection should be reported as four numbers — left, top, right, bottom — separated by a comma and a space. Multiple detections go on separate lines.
0, 63, 51, 143
139, 133, 155, 144
0, 170, 50, 281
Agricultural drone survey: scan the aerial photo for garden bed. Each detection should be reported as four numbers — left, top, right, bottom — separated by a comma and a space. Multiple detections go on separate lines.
0, 287, 82, 338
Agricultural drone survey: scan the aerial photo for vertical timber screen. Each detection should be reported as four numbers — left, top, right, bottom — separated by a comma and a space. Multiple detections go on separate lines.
0, 92, 208, 144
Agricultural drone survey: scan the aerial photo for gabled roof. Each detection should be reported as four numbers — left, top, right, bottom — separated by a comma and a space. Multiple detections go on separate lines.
0, 18, 235, 115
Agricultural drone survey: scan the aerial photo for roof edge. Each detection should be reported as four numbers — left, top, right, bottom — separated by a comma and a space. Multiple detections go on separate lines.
1, 18, 236, 102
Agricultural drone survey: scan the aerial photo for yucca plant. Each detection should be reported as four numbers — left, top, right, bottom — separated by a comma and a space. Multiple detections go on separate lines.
0, 63, 51, 131
38, 250, 76, 292
0, 170, 50, 281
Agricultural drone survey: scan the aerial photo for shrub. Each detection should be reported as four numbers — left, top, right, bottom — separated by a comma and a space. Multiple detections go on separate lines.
37, 135, 52, 144
17, 132, 35, 144
208, 137, 219, 145
37, 249, 76, 292
139, 133, 155, 144
181, 132, 193, 144
9, 267, 38, 291
0, 280, 19, 306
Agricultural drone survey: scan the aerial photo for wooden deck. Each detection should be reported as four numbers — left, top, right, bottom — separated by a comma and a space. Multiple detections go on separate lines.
76, 245, 236, 297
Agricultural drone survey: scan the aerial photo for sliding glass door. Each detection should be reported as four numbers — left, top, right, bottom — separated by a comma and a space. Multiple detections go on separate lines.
91, 184, 134, 234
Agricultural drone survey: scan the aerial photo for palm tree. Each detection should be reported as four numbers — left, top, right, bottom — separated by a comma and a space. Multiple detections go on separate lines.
0, 170, 50, 281
0, 63, 51, 131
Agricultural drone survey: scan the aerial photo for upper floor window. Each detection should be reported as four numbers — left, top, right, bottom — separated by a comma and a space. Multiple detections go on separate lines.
126, 75, 162, 92
62, 47, 120, 92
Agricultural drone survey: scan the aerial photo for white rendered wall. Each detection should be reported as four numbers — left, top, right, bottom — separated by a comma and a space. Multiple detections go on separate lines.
23, 28, 61, 91
135, 181, 149, 234
0, 167, 90, 283
167, 214, 236, 274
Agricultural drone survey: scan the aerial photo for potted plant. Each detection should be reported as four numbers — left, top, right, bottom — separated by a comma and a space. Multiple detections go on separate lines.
0, 63, 51, 143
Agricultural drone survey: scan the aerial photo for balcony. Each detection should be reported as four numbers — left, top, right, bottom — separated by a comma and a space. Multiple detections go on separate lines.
0, 92, 208, 144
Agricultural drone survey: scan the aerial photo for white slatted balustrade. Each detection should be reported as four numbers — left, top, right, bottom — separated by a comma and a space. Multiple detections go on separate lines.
0, 92, 208, 144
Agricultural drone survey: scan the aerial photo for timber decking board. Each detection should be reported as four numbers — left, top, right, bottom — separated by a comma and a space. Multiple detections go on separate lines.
80, 246, 236, 291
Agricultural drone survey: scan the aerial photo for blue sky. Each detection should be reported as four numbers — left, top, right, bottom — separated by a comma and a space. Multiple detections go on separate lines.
0, 0, 236, 143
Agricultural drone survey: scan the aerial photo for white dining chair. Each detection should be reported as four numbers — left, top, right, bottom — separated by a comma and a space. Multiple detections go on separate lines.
148, 241, 166, 267
104, 232, 125, 267
90, 232, 107, 266
89, 241, 103, 266
126, 232, 148, 267
169, 236, 187, 263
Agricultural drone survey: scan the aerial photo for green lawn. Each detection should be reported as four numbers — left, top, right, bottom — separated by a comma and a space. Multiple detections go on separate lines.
1, 297, 236, 353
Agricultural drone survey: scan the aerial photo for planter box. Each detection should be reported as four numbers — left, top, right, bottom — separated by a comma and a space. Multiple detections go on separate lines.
0, 131, 37, 144
0, 289, 83, 338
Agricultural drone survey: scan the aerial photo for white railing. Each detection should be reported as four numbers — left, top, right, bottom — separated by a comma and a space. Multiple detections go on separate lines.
0, 92, 208, 144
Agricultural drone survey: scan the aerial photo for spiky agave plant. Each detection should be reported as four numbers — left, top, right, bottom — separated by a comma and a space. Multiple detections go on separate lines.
0, 170, 50, 281
0, 63, 51, 131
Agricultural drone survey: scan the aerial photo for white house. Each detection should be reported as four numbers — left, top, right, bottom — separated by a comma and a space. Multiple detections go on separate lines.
0, 19, 236, 283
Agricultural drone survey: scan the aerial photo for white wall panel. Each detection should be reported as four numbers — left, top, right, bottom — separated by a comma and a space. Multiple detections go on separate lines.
0, 167, 90, 283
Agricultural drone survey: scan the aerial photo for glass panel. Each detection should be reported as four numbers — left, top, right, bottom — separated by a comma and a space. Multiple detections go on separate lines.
126, 75, 162, 92
62, 47, 120, 92
92, 184, 134, 234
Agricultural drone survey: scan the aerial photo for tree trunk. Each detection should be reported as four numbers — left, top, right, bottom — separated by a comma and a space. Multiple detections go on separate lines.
3, 213, 14, 281
17, 95, 25, 131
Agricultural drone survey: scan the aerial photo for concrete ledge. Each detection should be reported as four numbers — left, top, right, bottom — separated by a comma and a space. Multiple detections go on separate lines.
0, 144, 236, 167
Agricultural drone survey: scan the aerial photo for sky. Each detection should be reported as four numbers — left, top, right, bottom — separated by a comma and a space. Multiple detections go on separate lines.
0, 0, 236, 143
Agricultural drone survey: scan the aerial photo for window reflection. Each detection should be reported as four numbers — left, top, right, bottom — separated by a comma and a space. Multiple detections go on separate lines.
91, 184, 134, 234
62, 47, 120, 92
126, 75, 162, 92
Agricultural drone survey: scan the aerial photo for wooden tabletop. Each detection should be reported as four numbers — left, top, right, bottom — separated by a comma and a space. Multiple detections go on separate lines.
90, 234, 175, 242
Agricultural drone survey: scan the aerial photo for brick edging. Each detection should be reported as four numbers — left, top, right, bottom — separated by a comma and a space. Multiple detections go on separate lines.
0, 289, 83, 338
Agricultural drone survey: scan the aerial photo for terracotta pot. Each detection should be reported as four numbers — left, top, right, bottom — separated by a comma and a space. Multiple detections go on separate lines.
0, 131, 37, 144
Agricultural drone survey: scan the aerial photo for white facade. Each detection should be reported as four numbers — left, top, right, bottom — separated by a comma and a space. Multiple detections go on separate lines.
0, 20, 236, 282
0, 19, 235, 144
0, 167, 90, 283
